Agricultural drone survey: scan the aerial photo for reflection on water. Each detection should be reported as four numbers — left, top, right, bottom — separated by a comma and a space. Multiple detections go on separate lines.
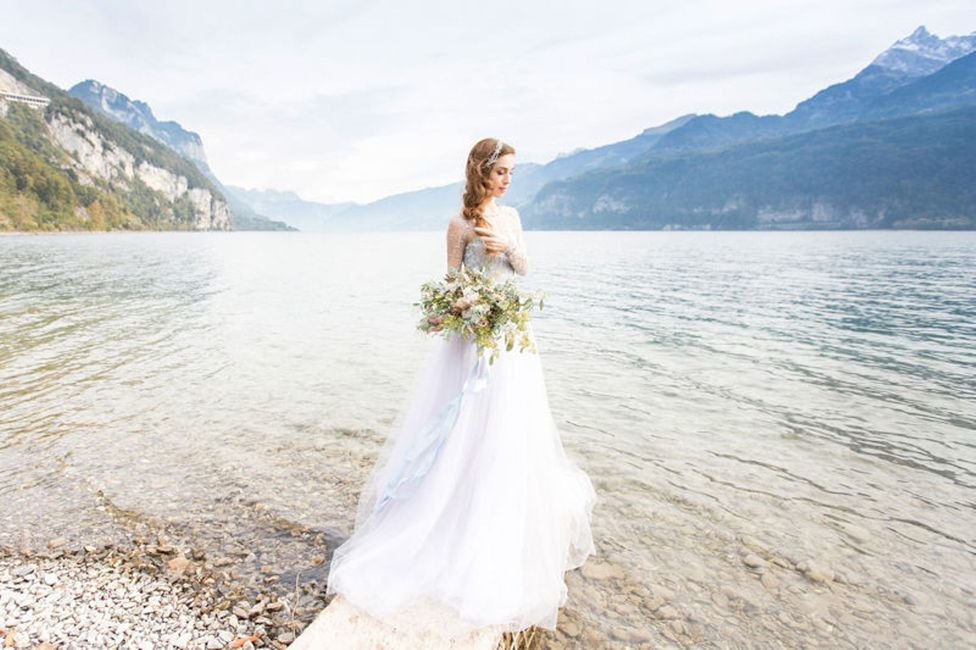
1, 230, 974, 647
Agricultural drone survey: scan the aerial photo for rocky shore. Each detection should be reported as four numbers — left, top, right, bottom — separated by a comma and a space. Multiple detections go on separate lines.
0, 536, 330, 650
0, 537, 556, 650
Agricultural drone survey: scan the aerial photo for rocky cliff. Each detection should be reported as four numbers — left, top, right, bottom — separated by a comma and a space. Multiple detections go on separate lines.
0, 48, 231, 231
67, 78, 294, 231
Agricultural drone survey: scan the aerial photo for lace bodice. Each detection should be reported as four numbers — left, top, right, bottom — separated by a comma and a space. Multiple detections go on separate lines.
446, 205, 529, 280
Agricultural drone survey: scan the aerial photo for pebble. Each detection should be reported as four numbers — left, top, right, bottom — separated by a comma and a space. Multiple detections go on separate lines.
167, 555, 191, 573
560, 621, 581, 637
581, 561, 626, 581
12, 565, 35, 577
0, 548, 281, 649
645, 595, 666, 611
635, 625, 656, 641
743, 553, 767, 569
739, 535, 769, 554
683, 562, 707, 583
797, 561, 835, 583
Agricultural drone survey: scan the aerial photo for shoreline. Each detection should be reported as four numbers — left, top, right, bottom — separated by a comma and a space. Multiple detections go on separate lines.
1, 540, 545, 650
0, 537, 327, 650
0, 230, 232, 236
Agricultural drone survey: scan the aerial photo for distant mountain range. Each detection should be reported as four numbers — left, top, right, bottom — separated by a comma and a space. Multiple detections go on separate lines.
2, 25, 974, 232
530, 106, 976, 229
1, 50, 234, 231
523, 32, 976, 231
225, 113, 700, 232
68, 80, 293, 231
254, 24, 975, 231
68, 79, 209, 166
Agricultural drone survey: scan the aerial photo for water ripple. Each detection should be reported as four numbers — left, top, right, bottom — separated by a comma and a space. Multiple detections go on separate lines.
1, 230, 975, 646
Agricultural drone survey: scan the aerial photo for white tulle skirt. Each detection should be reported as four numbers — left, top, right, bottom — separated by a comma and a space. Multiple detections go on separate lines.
324, 322, 597, 636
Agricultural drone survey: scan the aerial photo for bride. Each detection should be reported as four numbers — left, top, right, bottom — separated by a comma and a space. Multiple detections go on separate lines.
290, 138, 597, 649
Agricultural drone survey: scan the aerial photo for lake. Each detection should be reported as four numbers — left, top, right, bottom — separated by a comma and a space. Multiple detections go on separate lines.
1, 230, 974, 648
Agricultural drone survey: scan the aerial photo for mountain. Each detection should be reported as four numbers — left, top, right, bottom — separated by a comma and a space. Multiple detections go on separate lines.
639, 111, 790, 157
262, 114, 697, 231
313, 182, 467, 231
68, 79, 293, 231
1, 48, 231, 232
785, 27, 975, 131
869, 25, 976, 77
861, 51, 976, 120
231, 24, 976, 232
222, 194, 296, 231
501, 114, 697, 206
70, 79, 207, 167
522, 107, 976, 230
12, 24, 966, 233
230, 182, 468, 232
300, 26, 975, 231
225, 186, 357, 232
626, 26, 976, 162
515, 25, 976, 231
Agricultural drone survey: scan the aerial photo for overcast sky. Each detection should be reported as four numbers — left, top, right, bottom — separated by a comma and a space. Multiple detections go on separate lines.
1, 0, 974, 204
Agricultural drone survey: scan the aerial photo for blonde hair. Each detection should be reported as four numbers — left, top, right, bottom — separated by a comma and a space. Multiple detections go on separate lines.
461, 137, 515, 228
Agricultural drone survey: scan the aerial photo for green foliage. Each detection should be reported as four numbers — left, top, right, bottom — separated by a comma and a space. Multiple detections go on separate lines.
0, 48, 67, 100
0, 46, 230, 232
0, 104, 76, 230
415, 266, 545, 364
44, 97, 217, 195
0, 46, 219, 197
229, 210, 297, 230
0, 102, 138, 231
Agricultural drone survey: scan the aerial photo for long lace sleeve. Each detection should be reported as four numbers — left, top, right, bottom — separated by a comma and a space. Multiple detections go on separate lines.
446, 215, 466, 273
503, 208, 529, 276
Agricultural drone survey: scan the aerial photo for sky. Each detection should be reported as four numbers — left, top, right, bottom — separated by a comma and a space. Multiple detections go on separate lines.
1, 0, 974, 204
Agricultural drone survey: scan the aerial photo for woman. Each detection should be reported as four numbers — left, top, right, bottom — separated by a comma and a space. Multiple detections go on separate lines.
291, 138, 596, 649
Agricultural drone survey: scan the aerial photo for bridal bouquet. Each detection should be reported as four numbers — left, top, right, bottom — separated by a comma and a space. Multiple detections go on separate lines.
415, 266, 545, 364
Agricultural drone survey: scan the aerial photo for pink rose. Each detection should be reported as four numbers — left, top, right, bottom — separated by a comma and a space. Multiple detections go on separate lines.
450, 297, 473, 314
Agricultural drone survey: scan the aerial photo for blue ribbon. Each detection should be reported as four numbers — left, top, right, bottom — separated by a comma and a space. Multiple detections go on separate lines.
372, 346, 492, 515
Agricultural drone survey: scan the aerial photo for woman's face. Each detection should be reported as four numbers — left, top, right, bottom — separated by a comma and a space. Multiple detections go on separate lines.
488, 153, 516, 197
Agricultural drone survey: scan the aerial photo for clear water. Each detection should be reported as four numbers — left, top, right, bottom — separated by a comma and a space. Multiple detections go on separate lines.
1, 230, 974, 648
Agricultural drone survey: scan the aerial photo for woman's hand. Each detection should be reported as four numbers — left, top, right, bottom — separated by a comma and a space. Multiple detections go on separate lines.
427, 314, 445, 333
473, 224, 508, 256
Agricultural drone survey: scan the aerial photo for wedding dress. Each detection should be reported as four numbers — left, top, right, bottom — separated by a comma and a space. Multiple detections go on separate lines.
290, 205, 596, 649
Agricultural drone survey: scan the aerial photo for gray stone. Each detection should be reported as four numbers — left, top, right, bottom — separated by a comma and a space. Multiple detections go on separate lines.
743, 553, 767, 568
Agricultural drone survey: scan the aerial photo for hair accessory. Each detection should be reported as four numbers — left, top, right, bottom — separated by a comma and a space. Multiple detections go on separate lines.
482, 140, 503, 169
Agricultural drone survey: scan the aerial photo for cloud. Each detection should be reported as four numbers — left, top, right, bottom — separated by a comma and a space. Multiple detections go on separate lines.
1, 0, 974, 203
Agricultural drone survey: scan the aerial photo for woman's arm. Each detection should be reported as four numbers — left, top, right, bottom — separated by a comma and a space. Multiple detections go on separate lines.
446, 215, 466, 272
504, 208, 529, 276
